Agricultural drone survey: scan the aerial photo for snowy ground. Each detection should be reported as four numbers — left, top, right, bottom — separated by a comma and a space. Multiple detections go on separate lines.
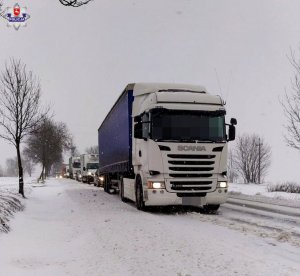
229, 182, 300, 201
0, 178, 300, 275
0, 177, 31, 233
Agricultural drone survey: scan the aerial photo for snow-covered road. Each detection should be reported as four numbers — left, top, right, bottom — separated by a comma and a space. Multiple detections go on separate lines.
1, 178, 300, 276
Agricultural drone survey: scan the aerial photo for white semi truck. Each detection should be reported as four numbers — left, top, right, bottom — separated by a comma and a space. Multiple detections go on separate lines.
68, 156, 81, 179
80, 154, 99, 184
98, 83, 237, 212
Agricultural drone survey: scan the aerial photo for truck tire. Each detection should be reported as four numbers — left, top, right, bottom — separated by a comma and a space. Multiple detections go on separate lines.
135, 176, 146, 211
104, 175, 111, 194
202, 204, 220, 214
120, 178, 129, 202
104, 175, 107, 192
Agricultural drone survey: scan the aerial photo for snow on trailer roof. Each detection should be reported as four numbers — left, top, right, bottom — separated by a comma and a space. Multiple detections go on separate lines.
127, 83, 207, 96
127, 83, 224, 106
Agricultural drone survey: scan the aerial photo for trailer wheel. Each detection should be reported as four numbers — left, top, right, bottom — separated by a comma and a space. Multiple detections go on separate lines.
120, 178, 129, 202
135, 176, 146, 211
104, 175, 111, 194
202, 204, 220, 214
104, 175, 107, 192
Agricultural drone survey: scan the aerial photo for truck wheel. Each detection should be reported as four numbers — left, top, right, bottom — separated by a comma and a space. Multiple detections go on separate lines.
135, 176, 146, 211
202, 204, 220, 214
120, 178, 128, 202
104, 175, 111, 194
104, 176, 107, 192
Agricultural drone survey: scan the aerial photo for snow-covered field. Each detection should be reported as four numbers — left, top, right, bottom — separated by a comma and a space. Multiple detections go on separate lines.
230, 182, 300, 200
0, 178, 300, 275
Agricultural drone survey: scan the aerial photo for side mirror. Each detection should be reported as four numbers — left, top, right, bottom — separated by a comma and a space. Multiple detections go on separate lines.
228, 125, 236, 141
83, 167, 86, 171
230, 118, 237, 125
134, 123, 143, 139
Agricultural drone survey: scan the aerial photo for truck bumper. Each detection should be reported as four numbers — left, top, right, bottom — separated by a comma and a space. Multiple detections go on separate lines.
82, 175, 94, 183
87, 176, 94, 183
144, 188, 228, 207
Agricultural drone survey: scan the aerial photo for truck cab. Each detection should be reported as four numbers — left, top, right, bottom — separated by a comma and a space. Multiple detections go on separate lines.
98, 83, 236, 212
80, 154, 99, 184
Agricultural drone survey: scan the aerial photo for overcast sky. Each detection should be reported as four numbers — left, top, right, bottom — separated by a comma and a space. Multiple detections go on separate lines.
1, 0, 300, 182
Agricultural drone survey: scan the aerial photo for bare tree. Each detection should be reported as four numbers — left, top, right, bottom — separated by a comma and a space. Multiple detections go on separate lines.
5, 157, 18, 177
0, 2, 5, 26
0, 164, 3, 177
69, 143, 80, 157
0, 58, 47, 197
59, 0, 93, 7
227, 149, 238, 183
281, 48, 300, 150
24, 118, 72, 180
233, 134, 271, 184
85, 145, 98, 154
22, 150, 35, 177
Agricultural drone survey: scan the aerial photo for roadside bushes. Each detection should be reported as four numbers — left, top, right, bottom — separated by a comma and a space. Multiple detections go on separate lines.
0, 193, 24, 233
267, 182, 300, 194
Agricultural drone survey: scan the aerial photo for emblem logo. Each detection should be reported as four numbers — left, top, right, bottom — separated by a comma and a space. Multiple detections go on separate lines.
13, 6, 20, 16
178, 145, 206, 151
0, 3, 31, 30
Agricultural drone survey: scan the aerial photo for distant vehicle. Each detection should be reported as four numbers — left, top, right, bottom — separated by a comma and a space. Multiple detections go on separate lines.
97, 83, 237, 211
55, 172, 62, 179
80, 154, 99, 184
64, 165, 70, 178
60, 164, 69, 178
75, 171, 82, 182
69, 156, 81, 179
93, 169, 104, 187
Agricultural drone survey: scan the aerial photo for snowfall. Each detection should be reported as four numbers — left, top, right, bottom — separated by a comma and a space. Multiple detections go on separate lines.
1, 177, 300, 276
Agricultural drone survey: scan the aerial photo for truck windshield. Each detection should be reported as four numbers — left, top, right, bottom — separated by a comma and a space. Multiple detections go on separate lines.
73, 162, 80, 168
151, 109, 226, 142
87, 163, 99, 170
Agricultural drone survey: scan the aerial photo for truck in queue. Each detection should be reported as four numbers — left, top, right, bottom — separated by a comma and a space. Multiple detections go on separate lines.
68, 156, 81, 179
80, 154, 99, 184
97, 83, 237, 212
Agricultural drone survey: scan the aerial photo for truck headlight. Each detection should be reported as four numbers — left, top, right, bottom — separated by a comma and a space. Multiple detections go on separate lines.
147, 181, 165, 189
217, 181, 228, 188
99, 176, 104, 182
88, 172, 92, 176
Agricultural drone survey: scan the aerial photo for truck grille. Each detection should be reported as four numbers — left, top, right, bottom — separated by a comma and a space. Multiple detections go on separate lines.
170, 181, 212, 191
168, 160, 214, 165
169, 167, 213, 171
169, 174, 212, 178
167, 154, 215, 159
166, 153, 216, 192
